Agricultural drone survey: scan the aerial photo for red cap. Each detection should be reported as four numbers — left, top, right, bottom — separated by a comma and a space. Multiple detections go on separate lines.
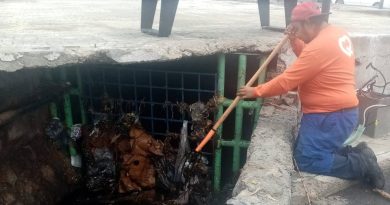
291, 2, 330, 22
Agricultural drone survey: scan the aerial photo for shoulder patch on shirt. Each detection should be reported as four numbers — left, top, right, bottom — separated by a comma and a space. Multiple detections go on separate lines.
338, 35, 353, 57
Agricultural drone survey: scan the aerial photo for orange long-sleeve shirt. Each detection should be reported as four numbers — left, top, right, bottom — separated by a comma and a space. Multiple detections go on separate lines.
254, 25, 358, 113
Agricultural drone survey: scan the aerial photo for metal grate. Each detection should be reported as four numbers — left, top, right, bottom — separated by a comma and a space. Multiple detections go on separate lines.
80, 66, 217, 138
49, 53, 266, 192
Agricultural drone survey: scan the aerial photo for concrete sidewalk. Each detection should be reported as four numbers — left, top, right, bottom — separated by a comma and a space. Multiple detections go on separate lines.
1, 0, 390, 71
291, 135, 390, 204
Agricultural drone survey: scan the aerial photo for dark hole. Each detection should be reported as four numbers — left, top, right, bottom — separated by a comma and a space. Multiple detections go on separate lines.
133, 160, 140, 166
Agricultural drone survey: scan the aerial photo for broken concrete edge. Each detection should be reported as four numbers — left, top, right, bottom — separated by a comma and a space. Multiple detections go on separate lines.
2, 34, 389, 73
0, 36, 282, 72
227, 105, 298, 205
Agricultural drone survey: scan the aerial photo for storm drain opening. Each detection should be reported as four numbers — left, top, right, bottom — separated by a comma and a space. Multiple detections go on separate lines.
0, 52, 276, 205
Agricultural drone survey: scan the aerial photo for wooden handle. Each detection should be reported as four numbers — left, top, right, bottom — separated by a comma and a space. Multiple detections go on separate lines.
195, 35, 289, 152
195, 129, 216, 152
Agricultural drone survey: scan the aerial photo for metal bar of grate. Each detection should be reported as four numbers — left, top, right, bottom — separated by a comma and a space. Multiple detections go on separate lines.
118, 68, 123, 113
149, 70, 155, 135
213, 53, 268, 191
103, 68, 107, 94
83, 82, 215, 93
214, 54, 225, 192
86, 69, 95, 113
254, 56, 267, 127
165, 72, 170, 132
61, 69, 73, 128
133, 70, 138, 114
89, 112, 184, 123
232, 54, 247, 173
198, 74, 201, 101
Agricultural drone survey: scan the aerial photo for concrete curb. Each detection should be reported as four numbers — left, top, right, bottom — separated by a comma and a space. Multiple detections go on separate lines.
227, 105, 298, 205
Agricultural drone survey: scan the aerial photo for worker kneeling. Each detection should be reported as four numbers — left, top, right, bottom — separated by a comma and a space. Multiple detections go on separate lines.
237, 2, 385, 189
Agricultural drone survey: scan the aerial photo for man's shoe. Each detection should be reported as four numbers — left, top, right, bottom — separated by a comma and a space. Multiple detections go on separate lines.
354, 142, 377, 161
358, 145, 385, 189
336, 145, 354, 156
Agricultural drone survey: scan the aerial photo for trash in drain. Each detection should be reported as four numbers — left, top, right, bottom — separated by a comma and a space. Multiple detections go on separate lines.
57, 100, 216, 205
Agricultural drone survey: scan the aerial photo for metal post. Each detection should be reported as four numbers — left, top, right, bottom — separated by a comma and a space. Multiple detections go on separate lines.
379, 0, 384, 9
213, 54, 225, 191
159, 0, 179, 37
321, 0, 331, 22
232, 55, 246, 173
257, 0, 270, 27
141, 0, 158, 30
254, 56, 267, 127
284, 0, 297, 26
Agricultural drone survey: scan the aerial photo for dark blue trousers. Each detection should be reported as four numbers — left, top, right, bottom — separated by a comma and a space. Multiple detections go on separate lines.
294, 108, 365, 179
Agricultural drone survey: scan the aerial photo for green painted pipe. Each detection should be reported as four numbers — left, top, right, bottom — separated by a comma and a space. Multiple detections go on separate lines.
220, 140, 250, 147
232, 55, 246, 173
213, 147, 222, 192
213, 54, 268, 191
61, 69, 73, 128
222, 99, 259, 108
213, 54, 225, 192
254, 56, 267, 127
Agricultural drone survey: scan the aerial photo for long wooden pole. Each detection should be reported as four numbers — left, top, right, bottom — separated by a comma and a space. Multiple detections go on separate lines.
195, 35, 289, 152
